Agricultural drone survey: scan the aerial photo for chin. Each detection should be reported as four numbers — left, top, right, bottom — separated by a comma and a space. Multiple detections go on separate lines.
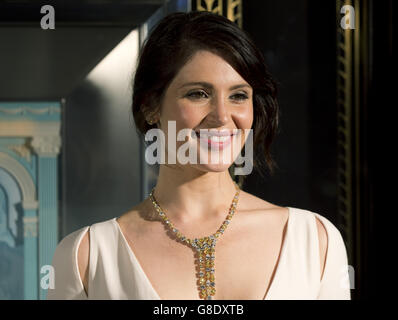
193, 162, 232, 173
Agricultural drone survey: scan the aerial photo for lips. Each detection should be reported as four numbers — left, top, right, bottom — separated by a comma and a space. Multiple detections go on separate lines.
193, 129, 238, 150
194, 129, 238, 138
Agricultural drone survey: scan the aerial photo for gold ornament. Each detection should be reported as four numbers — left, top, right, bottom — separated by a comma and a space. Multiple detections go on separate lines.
149, 181, 240, 300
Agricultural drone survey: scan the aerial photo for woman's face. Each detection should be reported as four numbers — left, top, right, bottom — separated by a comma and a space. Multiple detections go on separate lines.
157, 49, 254, 173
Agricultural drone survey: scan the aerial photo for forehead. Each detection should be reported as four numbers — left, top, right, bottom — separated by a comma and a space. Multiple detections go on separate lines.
171, 50, 249, 87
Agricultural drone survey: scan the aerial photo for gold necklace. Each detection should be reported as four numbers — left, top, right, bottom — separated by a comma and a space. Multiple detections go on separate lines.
148, 182, 240, 300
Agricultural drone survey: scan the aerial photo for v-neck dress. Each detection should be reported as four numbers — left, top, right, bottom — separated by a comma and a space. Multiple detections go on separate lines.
46, 207, 351, 300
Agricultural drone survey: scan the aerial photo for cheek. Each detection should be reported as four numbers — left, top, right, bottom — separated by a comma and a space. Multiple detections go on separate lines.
174, 103, 205, 130
161, 101, 201, 143
231, 106, 253, 147
177, 104, 201, 129
232, 105, 254, 130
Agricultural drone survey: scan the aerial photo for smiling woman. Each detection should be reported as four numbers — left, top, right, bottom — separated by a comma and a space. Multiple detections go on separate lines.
133, 12, 279, 178
47, 11, 351, 300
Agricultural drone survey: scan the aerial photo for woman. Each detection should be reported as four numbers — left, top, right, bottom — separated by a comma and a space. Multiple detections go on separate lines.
47, 11, 351, 300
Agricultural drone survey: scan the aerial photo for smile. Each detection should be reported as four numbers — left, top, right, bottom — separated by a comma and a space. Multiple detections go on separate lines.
194, 130, 238, 150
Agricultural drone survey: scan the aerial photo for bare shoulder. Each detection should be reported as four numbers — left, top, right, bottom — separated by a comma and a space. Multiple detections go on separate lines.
315, 216, 328, 280
77, 228, 90, 296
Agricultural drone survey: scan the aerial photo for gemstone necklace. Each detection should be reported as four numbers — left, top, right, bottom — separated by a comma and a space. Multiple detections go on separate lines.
148, 181, 240, 300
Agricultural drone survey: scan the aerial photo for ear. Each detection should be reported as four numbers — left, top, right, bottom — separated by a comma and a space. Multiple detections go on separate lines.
146, 113, 160, 126
142, 102, 161, 126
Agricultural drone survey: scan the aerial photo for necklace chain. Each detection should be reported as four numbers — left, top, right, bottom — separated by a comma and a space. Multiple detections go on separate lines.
148, 182, 240, 300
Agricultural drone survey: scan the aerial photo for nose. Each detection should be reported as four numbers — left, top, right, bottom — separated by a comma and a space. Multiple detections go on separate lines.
207, 94, 229, 126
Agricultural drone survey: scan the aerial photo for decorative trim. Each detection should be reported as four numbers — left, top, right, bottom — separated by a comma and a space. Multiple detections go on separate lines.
0, 121, 61, 137
0, 152, 38, 210
23, 216, 38, 238
195, 0, 242, 28
336, 0, 353, 254
31, 136, 61, 157
227, 0, 242, 28
336, 0, 362, 267
0, 106, 60, 116
7, 144, 32, 163
196, 0, 223, 15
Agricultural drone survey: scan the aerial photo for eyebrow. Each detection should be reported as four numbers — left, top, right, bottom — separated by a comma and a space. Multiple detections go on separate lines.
178, 81, 252, 90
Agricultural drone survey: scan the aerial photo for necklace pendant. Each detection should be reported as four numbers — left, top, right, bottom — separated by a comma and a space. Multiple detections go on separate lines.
149, 182, 240, 301
196, 237, 216, 300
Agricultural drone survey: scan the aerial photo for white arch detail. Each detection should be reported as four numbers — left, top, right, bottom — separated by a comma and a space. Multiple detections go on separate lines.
0, 152, 38, 210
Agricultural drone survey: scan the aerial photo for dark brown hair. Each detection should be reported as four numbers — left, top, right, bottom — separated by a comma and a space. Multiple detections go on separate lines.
132, 11, 280, 177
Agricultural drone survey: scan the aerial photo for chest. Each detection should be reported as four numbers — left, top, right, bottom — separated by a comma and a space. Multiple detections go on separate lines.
121, 215, 288, 300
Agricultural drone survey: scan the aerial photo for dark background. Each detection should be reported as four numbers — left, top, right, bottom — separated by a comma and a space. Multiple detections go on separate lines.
242, 0, 338, 221
1, 0, 394, 300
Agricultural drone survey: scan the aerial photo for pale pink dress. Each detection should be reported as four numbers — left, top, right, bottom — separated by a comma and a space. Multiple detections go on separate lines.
46, 207, 351, 300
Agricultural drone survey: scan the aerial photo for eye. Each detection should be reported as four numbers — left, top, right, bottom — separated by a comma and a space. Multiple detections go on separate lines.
231, 92, 249, 101
186, 90, 209, 100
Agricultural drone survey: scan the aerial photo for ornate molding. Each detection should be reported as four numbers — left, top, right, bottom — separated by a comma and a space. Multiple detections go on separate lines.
336, 0, 363, 268
0, 121, 61, 137
23, 216, 38, 238
0, 151, 38, 210
196, 0, 223, 15
7, 144, 32, 163
0, 106, 60, 116
31, 136, 61, 157
195, 0, 242, 28
227, 0, 242, 28
336, 0, 354, 251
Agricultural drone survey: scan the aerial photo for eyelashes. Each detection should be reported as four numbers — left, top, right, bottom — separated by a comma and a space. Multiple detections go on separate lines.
185, 90, 249, 102
186, 90, 208, 99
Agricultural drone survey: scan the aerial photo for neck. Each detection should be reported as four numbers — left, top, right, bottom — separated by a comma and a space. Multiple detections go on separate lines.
150, 165, 238, 225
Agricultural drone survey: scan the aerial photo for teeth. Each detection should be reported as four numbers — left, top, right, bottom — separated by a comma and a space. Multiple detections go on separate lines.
218, 136, 230, 142
208, 135, 230, 142
195, 131, 233, 142
209, 136, 220, 142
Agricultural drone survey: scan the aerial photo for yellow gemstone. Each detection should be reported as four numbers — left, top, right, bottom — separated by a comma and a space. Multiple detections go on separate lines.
199, 278, 206, 285
200, 293, 207, 299
206, 287, 216, 294
176, 232, 182, 238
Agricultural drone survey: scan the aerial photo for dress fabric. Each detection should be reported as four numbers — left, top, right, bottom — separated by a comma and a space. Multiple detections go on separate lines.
46, 207, 351, 300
